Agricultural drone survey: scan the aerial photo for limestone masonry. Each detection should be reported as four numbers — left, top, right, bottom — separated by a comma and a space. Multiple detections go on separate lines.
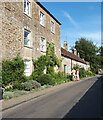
1, 1, 90, 76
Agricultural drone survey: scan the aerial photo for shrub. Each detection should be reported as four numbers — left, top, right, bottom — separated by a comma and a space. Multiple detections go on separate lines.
21, 80, 41, 91
52, 72, 63, 79
52, 72, 69, 84
73, 65, 79, 70
2, 54, 27, 89
79, 67, 86, 78
67, 74, 73, 81
37, 74, 55, 86
31, 55, 47, 81
3, 92, 14, 99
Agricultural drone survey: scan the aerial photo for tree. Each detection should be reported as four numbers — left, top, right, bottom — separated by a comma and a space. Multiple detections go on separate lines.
74, 38, 100, 73
75, 38, 98, 62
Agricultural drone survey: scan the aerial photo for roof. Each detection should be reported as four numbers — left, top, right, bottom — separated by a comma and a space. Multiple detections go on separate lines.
61, 48, 87, 65
36, 2, 61, 25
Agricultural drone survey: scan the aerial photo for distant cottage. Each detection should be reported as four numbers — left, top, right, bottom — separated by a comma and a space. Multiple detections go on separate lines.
1, 1, 90, 76
61, 41, 90, 75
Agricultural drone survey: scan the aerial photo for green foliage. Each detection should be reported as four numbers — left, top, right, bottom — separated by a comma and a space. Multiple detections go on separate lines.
31, 42, 61, 80
46, 42, 61, 74
52, 72, 69, 84
79, 67, 86, 78
67, 74, 73, 81
31, 55, 47, 80
21, 80, 41, 91
2, 54, 27, 88
73, 64, 79, 70
37, 74, 55, 86
74, 38, 102, 73
75, 38, 98, 62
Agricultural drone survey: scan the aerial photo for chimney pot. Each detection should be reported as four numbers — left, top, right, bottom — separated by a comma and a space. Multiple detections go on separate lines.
74, 48, 77, 55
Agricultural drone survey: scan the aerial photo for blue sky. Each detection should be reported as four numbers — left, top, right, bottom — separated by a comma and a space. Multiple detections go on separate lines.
41, 2, 101, 51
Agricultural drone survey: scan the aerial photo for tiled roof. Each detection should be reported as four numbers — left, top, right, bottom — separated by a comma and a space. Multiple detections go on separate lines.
61, 48, 87, 64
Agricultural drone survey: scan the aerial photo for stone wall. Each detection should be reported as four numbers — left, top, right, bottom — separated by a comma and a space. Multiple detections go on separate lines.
61, 56, 71, 74
61, 55, 88, 75
2, 1, 61, 74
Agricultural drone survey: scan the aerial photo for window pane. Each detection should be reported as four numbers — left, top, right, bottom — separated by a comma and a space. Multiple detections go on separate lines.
27, 1, 30, 15
24, 30, 30, 46
40, 12, 44, 25
51, 21, 54, 32
24, 0, 30, 16
41, 38, 45, 51
24, 0, 26, 12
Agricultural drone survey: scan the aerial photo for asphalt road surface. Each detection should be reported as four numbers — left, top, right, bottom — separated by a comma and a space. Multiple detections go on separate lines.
2, 76, 103, 118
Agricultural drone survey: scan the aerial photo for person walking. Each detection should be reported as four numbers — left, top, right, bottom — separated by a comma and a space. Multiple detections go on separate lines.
72, 69, 76, 81
76, 69, 79, 81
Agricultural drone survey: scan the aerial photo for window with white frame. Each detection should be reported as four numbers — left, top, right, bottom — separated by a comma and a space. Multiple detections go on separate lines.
41, 37, 46, 52
24, 29, 30, 47
40, 12, 44, 26
24, 0, 30, 16
24, 60, 31, 76
51, 21, 54, 33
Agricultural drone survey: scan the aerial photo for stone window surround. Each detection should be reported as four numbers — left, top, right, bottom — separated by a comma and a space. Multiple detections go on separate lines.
24, 0, 31, 17
40, 11, 45, 27
24, 29, 31, 48
51, 21, 55, 34
24, 59, 32, 76
40, 37, 46, 52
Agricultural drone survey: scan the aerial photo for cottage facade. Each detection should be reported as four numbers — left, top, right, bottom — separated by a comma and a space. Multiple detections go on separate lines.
61, 42, 90, 75
1, 1, 61, 76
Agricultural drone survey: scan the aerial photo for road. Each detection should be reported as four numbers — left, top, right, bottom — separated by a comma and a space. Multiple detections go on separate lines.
2, 76, 103, 118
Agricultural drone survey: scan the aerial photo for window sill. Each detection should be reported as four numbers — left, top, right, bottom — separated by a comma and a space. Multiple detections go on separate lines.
51, 31, 55, 34
40, 24, 45, 28
24, 45, 33, 49
24, 12, 32, 19
41, 50, 46, 53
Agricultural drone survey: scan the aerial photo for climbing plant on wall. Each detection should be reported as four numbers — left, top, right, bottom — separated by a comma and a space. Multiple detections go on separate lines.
46, 42, 61, 75
31, 42, 61, 80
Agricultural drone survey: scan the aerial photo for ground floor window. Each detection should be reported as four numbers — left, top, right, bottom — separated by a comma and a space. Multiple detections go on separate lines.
24, 60, 31, 76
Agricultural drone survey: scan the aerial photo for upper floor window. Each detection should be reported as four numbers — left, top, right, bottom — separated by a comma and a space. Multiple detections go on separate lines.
41, 37, 46, 52
51, 21, 54, 33
40, 12, 44, 26
24, 29, 31, 47
24, 0, 30, 16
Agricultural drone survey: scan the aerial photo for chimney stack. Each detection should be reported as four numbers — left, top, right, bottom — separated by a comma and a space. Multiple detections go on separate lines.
74, 48, 77, 55
63, 41, 68, 51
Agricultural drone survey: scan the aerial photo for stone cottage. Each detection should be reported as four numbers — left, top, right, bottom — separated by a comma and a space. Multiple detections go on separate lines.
1, 1, 61, 76
61, 41, 90, 75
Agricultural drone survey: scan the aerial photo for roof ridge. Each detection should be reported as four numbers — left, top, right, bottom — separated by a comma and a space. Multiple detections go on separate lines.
61, 48, 87, 64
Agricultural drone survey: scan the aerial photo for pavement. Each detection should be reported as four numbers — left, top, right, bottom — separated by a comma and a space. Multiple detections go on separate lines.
1, 75, 102, 118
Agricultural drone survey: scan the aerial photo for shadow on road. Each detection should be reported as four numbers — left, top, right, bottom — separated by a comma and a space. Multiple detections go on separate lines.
63, 76, 103, 119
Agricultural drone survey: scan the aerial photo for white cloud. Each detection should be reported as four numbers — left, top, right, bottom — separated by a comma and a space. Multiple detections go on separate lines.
77, 32, 101, 46
78, 32, 101, 41
63, 12, 78, 27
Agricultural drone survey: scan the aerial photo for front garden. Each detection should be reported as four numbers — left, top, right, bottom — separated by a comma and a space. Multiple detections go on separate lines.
1, 42, 96, 100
